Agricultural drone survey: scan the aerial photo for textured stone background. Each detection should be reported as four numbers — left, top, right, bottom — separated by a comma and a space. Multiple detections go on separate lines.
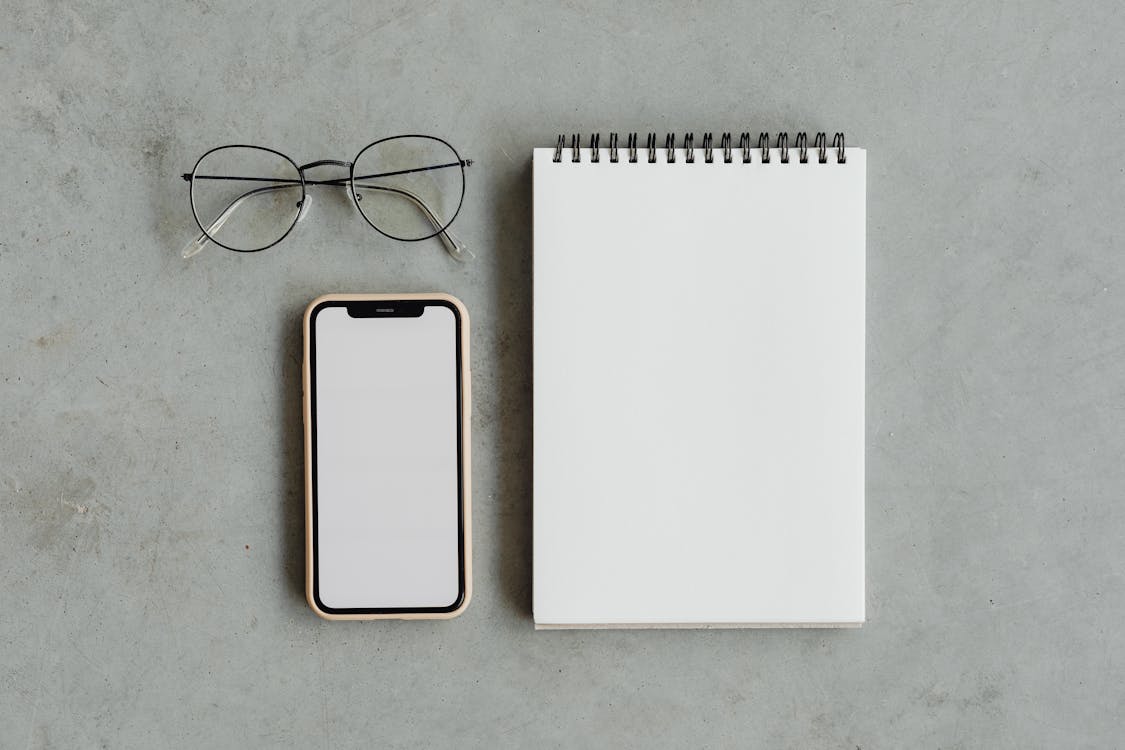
2, 1, 1123, 747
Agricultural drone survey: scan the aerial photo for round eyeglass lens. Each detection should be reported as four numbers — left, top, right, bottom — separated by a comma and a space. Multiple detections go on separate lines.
350, 136, 465, 241
190, 146, 303, 252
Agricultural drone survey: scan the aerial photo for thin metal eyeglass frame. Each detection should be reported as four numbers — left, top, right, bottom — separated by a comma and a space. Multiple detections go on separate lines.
183, 136, 472, 256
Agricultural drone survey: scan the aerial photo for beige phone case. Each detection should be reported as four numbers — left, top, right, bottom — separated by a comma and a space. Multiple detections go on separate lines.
303, 293, 472, 620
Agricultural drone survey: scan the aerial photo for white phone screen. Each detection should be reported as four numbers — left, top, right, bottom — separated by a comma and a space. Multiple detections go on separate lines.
311, 300, 463, 612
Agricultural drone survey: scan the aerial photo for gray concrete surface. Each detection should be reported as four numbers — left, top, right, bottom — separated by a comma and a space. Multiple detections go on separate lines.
2, 1, 1123, 747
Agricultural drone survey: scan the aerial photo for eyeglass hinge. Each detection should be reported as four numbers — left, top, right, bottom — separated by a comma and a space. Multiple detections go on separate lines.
462, 159, 473, 167
181, 173, 192, 182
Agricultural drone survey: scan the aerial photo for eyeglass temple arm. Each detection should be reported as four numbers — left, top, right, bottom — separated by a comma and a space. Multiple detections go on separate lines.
182, 183, 292, 258
181, 181, 468, 261
350, 181, 472, 260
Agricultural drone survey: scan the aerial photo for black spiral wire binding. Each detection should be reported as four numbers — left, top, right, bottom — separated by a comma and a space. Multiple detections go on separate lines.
552, 132, 846, 164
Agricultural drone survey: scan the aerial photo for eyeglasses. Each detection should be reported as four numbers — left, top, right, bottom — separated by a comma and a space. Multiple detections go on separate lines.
181, 135, 472, 261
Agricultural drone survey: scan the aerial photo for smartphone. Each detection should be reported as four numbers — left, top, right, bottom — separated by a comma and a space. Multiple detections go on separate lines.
303, 293, 471, 620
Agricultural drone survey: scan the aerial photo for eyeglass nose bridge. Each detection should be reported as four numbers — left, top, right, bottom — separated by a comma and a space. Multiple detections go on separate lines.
298, 159, 353, 171
293, 160, 356, 222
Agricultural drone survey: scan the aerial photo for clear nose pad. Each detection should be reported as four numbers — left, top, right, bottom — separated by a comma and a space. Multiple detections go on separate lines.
296, 195, 312, 223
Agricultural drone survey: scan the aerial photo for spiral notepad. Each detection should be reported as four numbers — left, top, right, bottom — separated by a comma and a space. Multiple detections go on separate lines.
532, 131, 866, 629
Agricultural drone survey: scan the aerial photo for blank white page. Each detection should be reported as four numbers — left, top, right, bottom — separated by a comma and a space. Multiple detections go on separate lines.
532, 145, 866, 627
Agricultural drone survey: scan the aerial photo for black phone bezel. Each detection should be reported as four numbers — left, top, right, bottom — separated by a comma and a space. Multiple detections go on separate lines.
307, 297, 466, 615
